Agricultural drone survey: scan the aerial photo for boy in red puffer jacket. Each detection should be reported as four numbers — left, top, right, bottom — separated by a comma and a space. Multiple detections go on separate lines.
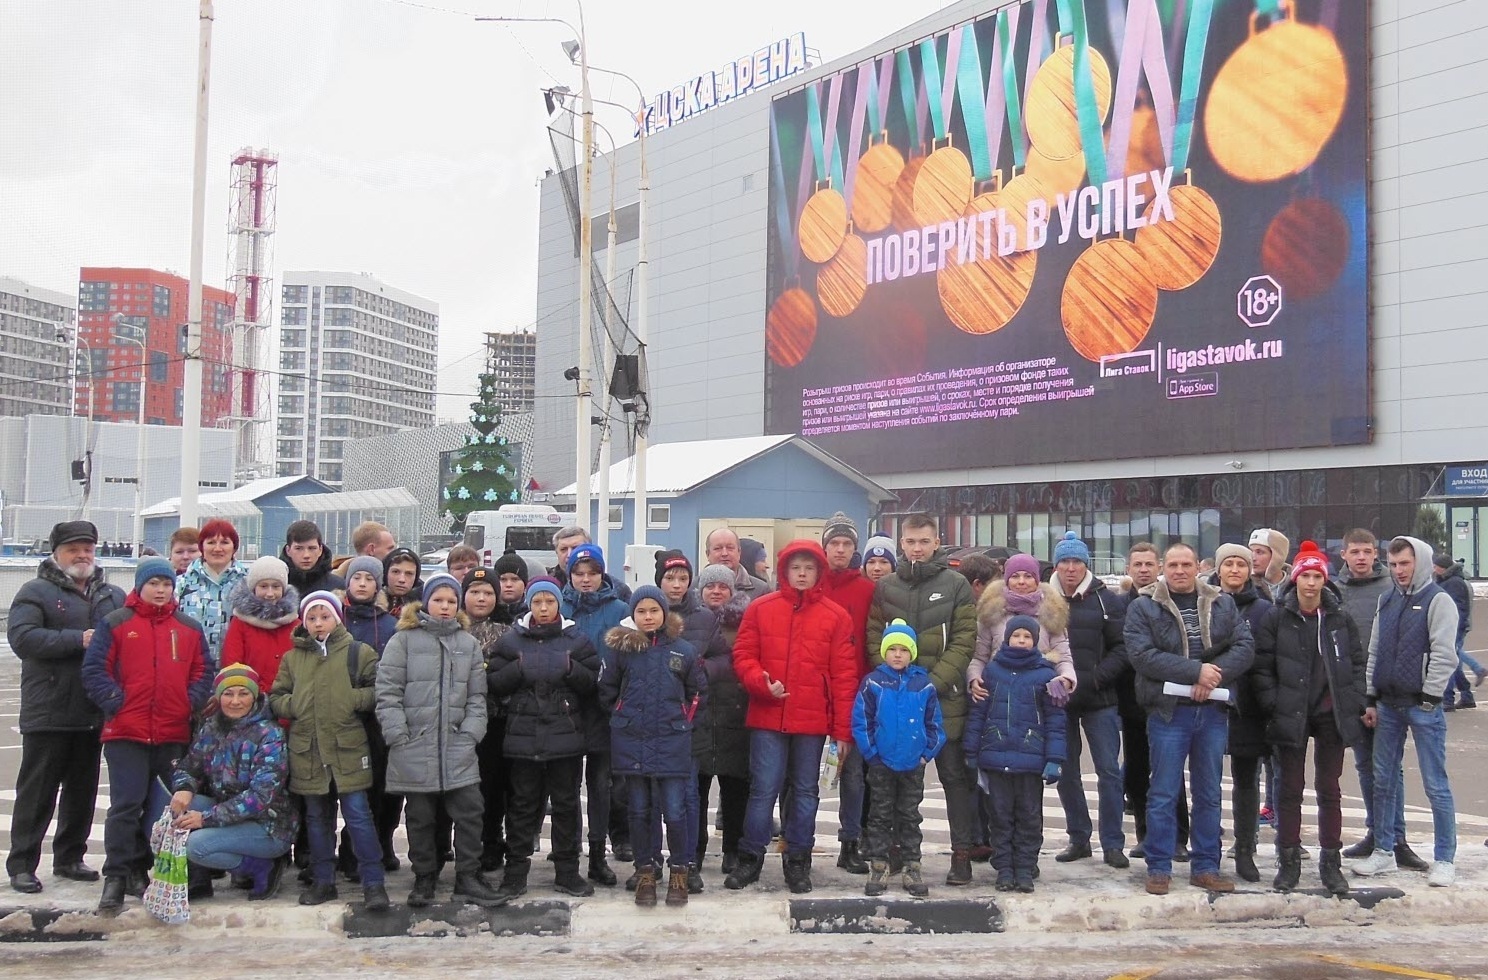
725, 540, 857, 895
82, 558, 212, 912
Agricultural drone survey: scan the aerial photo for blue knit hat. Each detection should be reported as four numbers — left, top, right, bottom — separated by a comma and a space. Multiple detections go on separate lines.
567, 542, 604, 573
629, 584, 669, 619
1005, 614, 1041, 646
862, 535, 897, 571
134, 557, 175, 592
422, 573, 462, 606
524, 576, 563, 607
1052, 531, 1091, 566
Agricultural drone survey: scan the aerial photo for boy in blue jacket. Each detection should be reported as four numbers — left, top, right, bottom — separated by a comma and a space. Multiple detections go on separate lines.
852, 619, 945, 898
964, 615, 1066, 893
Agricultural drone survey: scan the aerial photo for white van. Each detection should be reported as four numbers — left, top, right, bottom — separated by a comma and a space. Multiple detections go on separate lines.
462, 505, 575, 573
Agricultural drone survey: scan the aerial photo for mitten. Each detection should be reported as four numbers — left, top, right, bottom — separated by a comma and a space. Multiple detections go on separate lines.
1046, 677, 1071, 708
1042, 761, 1061, 785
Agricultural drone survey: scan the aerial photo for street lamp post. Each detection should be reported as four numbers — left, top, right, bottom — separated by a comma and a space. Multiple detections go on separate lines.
65, 331, 96, 520
181, 0, 214, 528
477, 9, 595, 533
113, 315, 148, 557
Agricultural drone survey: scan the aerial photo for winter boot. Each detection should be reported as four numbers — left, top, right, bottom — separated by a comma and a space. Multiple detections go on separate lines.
1319, 848, 1350, 897
837, 840, 868, 874
686, 862, 704, 894
496, 860, 530, 901
665, 867, 689, 907
782, 853, 813, 894
298, 882, 339, 906
903, 860, 929, 899
634, 865, 658, 907
724, 851, 763, 890
236, 855, 286, 901
407, 872, 438, 907
97, 876, 126, 913
865, 860, 889, 897
1233, 842, 1260, 883
720, 851, 739, 875
452, 871, 508, 908
187, 862, 214, 901
554, 862, 595, 897
362, 883, 390, 912
1272, 845, 1302, 892
587, 851, 617, 886
946, 849, 973, 886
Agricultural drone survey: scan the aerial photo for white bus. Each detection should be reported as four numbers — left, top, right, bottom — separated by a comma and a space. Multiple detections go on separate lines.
462, 505, 575, 572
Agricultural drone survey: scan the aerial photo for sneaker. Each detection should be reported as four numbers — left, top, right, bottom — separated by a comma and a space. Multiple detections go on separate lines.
1427, 862, 1456, 887
1145, 874, 1170, 896
1351, 850, 1398, 877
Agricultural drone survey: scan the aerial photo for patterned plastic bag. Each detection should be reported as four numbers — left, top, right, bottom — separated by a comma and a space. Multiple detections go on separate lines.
144, 807, 191, 924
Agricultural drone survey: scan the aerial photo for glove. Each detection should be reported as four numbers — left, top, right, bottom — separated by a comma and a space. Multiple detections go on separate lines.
1046, 677, 1071, 708
1042, 762, 1061, 785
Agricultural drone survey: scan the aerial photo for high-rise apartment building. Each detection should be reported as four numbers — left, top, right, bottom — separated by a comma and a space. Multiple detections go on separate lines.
0, 277, 75, 419
75, 267, 235, 427
276, 272, 438, 486
484, 328, 536, 414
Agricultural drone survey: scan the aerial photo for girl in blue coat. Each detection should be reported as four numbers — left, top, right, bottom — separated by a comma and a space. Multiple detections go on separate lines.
964, 615, 1067, 893
599, 586, 704, 908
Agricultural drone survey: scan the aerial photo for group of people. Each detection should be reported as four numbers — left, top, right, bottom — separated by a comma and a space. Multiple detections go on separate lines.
4, 510, 1472, 916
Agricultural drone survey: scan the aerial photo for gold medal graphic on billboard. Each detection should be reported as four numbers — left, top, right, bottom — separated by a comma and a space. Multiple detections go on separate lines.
1062, 237, 1159, 362
1261, 197, 1349, 301
1025, 42, 1113, 162
851, 136, 905, 234
766, 284, 818, 368
1204, 0, 1347, 183
817, 231, 869, 318
912, 139, 974, 227
798, 180, 848, 265
939, 184, 1037, 335
1136, 180, 1223, 291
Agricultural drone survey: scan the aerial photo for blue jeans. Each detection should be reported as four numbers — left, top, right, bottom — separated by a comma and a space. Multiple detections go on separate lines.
1448, 641, 1483, 702
1352, 728, 1407, 842
1144, 704, 1227, 877
304, 789, 385, 887
1056, 705, 1125, 853
740, 731, 824, 858
1371, 703, 1456, 863
628, 776, 689, 870
837, 744, 866, 842
182, 795, 290, 869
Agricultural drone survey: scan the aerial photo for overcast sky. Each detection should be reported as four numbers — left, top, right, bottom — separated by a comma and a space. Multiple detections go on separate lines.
1, 0, 946, 420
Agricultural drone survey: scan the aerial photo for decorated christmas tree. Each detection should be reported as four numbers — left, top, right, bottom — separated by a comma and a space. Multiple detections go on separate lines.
443, 371, 520, 534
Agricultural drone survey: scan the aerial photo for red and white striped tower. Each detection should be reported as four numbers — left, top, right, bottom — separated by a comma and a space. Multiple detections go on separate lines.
226, 146, 278, 475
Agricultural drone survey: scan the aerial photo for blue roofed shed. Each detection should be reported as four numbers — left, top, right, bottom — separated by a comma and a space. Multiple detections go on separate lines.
141, 475, 335, 559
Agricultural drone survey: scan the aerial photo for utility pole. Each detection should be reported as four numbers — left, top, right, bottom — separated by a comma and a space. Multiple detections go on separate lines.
181, 0, 214, 528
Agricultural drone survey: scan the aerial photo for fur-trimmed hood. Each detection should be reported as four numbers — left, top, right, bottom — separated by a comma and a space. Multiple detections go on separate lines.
713, 591, 750, 629
604, 612, 685, 653
395, 600, 472, 632
976, 580, 1069, 635
228, 579, 301, 629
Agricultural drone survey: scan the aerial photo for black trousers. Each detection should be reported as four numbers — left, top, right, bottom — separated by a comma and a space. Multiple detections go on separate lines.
863, 764, 926, 862
578, 751, 626, 850
695, 771, 749, 862
404, 784, 483, 877
1230, 753, 1262, 850
506, 755, 583, 871
1124, 713, 1189, 842
985, 770, 1043, 880
102, 740, 183, 879
477, 723, 508, 862
6, 730, 102, 876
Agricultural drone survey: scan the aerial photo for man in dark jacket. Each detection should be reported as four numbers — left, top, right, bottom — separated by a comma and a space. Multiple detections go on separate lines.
1049, 533, 1130, 870
821, 512, 876, 875
867, 515, 979, 885
281, 520, 345, 597
1124, 542, 1254, 896
1334, 528, 1422, 868
6, 521, 126, 894
1353, 536, 1459, 887
1434, 552, 1481, 709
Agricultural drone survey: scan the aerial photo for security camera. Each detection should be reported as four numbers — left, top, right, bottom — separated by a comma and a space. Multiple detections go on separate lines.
1227, 460, 1244, 470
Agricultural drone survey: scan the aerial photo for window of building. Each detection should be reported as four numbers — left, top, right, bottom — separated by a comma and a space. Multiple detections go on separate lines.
281, 307, 306, 326
283, 285, 308, 305
112, 381, 141, 414
149, 350, 168, 382
647, 504, 671, 530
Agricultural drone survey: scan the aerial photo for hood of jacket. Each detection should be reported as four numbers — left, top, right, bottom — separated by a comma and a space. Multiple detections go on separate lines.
281, 545, 335, 589
709, 590, 750, 628
604, 612, 686, 654
562, 575, 621, 612
1389, 535, 1436, 592
37, 556, 110, 597
228, 580, 301, 629
1336, 560, 1388, 586
1439, 560, 1467, 582
395, 600, 471, 634
992, 642, 1047, 671
774, 540, 832, 604
894, 546, 952, 585
977, 580, 1070, 635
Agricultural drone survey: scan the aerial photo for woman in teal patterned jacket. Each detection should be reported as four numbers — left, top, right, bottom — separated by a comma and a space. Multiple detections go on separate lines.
174, 518, 249, 665
168, 663, 297, 900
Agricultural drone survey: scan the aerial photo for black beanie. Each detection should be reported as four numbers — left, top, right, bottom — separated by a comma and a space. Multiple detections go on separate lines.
654, 549, 693, 586
494, 550, 530, 585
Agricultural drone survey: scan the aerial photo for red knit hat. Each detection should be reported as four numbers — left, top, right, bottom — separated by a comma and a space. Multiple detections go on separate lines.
1291, 541, 1330, 582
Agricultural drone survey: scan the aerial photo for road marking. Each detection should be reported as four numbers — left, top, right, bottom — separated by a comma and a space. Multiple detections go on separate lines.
1315, 954, 1455, 979
1106, 970, 1162, 980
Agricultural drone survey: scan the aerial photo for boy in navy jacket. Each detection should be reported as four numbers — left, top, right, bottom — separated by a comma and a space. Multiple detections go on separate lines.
852, 619, 944, 898
964, 615, 1066, 893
